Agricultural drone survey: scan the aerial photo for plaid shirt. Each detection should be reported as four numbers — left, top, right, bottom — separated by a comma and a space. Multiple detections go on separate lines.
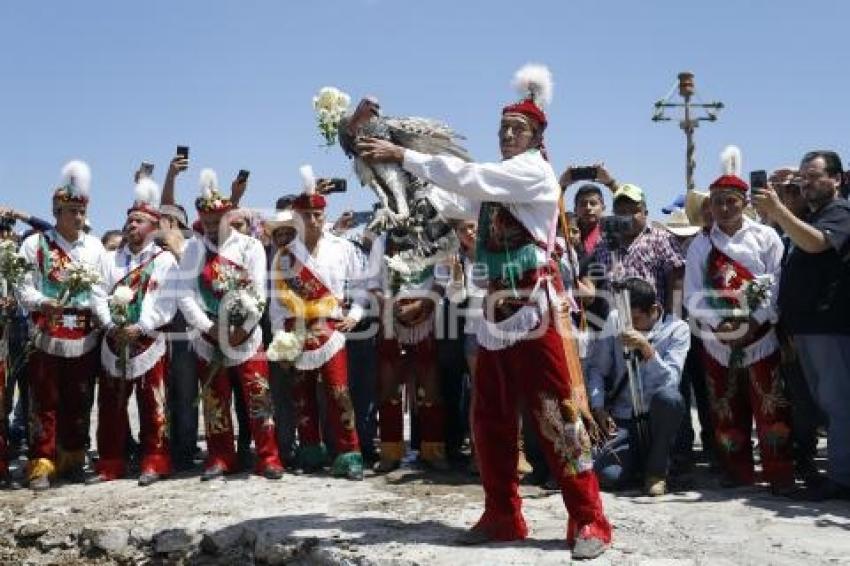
587, 224, 685, 307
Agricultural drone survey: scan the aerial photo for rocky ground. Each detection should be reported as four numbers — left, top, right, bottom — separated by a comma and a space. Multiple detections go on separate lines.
2, 454, 850, 565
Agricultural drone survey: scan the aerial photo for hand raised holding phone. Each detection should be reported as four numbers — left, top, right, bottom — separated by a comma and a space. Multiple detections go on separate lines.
231, 170, 250, 206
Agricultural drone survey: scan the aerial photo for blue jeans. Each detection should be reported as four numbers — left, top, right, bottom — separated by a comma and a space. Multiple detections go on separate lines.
793, 334, 850, 486
594, 387, 685, 489
167, 316, 199, 468
346, 335, 377, 458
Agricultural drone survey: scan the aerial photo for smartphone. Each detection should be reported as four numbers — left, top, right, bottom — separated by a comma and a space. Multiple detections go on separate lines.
140, 161, 154, 178
350, 210, 373, 226
750, 170, 768, 195
237, 169, 250, 182
325, 178, 347, 193
571, 166, 598, 182
176, 145, 189, 159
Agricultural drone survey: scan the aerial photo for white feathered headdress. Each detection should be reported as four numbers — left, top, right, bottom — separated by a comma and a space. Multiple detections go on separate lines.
720, 145, 742, 177
195, 168, 233, 212
128, 177, 162, 219
300, 164, 316, 195
511, 63, 554, 108
709, 145, 748, 193
54, 160, 92, 203
199, 168, 219, 199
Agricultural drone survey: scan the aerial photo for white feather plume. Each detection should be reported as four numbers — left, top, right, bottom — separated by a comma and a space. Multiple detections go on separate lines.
61, 160, 92, 196
199, 168, 219, 198
720, 145, 742, 177
512, 63, 554, 107
134, 177, 160, 207
299, 164, 316, 195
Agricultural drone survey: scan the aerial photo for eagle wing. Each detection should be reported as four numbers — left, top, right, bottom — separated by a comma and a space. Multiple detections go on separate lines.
385, 116, 472, 162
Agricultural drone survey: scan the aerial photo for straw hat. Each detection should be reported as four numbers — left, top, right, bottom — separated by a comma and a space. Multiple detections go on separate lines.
658, 208, 701, 237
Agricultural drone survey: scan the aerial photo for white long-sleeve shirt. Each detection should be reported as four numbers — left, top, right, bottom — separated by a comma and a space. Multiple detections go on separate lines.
269, 233, 368, 331
403, 148, 560, 246
94, 241, 178, 378
176, 230, 267, 365
16, 229, 105, 312
93, 241, 178, 334
684, 217, 783, 366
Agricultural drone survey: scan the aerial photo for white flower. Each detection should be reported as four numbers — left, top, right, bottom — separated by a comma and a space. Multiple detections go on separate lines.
110, 285, 134, 306
266, 330, 304, 362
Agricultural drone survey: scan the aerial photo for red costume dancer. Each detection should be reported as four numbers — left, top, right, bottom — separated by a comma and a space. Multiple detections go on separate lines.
90, 178, 177, 485
684, 146, 794, 491
356, 64, 611, 560
177, 169, 283, 480
369, 232, 448, 473
16, 161, 105, 490
268, 167, 365, 479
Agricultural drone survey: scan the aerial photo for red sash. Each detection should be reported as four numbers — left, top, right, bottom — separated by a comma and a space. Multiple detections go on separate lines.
706, 244, 755, 310
275, 250, 338, 352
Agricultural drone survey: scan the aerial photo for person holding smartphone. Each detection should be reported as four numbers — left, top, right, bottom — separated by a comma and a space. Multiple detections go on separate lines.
684, 146, 793, 494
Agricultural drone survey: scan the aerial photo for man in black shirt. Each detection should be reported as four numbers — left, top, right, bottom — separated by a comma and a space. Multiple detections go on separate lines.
754, 150, 850, 500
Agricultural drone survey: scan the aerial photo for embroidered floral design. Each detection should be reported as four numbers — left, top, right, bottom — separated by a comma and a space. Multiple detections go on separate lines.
751, 367, 789, 418
201, 386, 229, 436
150, 378, 169, 449
532, 392, 593, 477
246, 373, 275, 428
330, 385, 357, 431
762, 422, 791, 454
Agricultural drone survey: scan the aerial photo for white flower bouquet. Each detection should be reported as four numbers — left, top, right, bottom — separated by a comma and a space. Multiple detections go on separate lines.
266, 329, 305, 363
56, 261, 101, 305
0, 240, 32, 299
312, 86, 351, 146
108, 285, 134, 326
212, 264, 266, 327
108, 285, 135, 376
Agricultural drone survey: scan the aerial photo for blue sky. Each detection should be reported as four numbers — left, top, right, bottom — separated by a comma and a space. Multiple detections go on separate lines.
1, 0, 847, 232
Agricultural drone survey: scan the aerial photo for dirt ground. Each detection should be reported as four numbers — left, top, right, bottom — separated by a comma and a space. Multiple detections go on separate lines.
2, 450, 849, 565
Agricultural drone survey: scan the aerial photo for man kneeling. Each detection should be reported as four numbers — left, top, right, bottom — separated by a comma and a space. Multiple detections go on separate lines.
586, 277, 690, 496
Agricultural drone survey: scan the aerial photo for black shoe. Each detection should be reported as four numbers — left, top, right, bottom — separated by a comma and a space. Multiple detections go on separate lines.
201, 464, 226, 481
262, 466, 284, 480
29, 475, 50, 491
138, 472, 161, 486
0, 472, 22, 490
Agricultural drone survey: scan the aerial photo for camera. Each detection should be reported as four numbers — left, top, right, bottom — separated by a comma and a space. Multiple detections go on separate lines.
601, 215, 634, 247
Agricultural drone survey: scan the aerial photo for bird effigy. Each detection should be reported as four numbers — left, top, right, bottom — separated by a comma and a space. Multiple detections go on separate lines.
312, 87, 470, 275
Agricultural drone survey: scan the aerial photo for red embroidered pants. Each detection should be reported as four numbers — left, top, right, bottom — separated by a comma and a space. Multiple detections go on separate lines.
472, 324, 611, 543
196, 348, 282, 474
28, 349, 98, 473
291, 348, 360, 454
95, 356, 171, 479
703, 351, 794, 487
376, 336, 445, 462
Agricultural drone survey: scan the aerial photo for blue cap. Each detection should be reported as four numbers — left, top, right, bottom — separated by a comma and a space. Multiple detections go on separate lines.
661, 194, 686, 214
